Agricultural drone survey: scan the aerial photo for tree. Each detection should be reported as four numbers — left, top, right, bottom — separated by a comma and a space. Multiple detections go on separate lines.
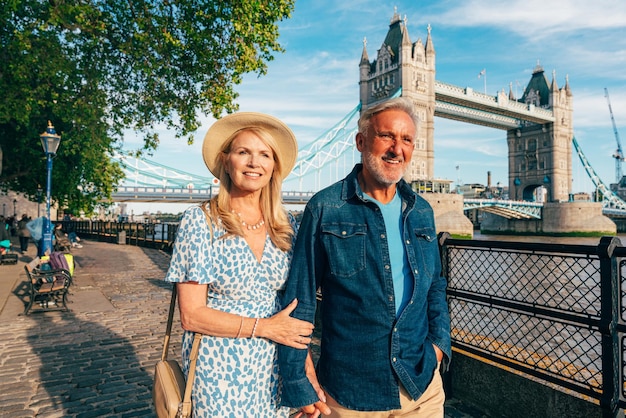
0, 0, 295, 215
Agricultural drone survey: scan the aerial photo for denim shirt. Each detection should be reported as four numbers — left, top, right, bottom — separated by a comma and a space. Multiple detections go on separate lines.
278, 164, 451, 411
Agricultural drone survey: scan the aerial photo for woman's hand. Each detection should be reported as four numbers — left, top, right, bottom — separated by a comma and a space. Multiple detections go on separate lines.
257, 299, 314, 348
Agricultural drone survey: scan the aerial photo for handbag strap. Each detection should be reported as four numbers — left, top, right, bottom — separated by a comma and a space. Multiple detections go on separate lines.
179, 333, 201, 417
161, 285, 202, 417
160, 285, 178, 362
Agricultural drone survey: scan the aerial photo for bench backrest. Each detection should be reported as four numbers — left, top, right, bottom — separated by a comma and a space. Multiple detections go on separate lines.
25, 257, 41, 274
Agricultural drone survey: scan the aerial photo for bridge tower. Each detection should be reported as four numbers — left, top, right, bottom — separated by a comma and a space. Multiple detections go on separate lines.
359, 9, 435, 182
507, 65, 573, 202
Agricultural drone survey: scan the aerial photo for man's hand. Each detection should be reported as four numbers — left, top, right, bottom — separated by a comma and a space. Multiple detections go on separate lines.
433, 344, 444, 362
298, 395, 331, 418
292, 351, 331, 417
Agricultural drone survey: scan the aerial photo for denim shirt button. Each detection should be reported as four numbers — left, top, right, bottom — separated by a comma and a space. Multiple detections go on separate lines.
341, 230, 347, 235
392, 357, 397, 362
405, 239, 410, 244
384, 265, 390, 270
381, 234, 386, 239
393, 327, 398, 332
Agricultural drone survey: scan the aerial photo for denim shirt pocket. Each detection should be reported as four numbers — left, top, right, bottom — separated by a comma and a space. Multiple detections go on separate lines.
412, 227, 438, 278
321, 223, 367, 278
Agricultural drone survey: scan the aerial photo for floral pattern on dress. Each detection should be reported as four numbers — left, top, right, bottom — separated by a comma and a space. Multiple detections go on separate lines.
165, 205, 295, 417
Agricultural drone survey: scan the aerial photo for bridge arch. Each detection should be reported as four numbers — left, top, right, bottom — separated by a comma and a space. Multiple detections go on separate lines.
522, 184, 546, 202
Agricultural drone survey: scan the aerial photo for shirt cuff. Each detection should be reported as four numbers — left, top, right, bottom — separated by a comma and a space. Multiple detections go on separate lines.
280, 375, 321, 409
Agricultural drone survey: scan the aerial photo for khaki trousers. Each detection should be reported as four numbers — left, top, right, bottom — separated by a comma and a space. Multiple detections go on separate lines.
325, 369, 445, 418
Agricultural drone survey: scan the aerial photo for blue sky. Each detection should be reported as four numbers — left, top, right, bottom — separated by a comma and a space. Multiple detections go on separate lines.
122, 0, 626, 213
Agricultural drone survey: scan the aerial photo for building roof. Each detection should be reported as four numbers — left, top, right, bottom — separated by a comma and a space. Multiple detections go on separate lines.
382, 14, 404, 64
520, 63, 551, 107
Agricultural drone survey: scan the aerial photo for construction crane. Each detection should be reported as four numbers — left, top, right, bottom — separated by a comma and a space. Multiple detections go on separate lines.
605, 87, 624, 182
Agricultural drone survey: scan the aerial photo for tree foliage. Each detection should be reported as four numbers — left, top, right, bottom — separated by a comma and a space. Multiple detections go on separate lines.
0, 0, 294, 214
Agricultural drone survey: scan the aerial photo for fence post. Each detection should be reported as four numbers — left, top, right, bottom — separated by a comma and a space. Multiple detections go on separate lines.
597, 236, 623, 418
437, 231, 452, 397
438, 232, 451, 280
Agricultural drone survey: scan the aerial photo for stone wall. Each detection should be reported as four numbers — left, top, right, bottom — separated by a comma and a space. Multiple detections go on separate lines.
446, 351, 620, 418
421, 193, 474, 238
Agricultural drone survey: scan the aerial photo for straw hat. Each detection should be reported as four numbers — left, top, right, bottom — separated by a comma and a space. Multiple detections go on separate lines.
202, 112, 298, 180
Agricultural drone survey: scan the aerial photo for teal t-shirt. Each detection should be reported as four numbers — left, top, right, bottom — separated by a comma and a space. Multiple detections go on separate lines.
363, 191, 412, 317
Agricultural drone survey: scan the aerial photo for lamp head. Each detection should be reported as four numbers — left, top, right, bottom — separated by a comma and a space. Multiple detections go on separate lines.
40, 121, 61, 155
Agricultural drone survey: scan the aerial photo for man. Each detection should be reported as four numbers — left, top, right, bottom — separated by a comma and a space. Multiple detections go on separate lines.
279, 97, 451, 417
17, 214, 31, 254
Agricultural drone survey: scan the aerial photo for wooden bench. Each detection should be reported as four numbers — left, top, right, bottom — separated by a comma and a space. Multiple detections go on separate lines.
23, 258, 72, 315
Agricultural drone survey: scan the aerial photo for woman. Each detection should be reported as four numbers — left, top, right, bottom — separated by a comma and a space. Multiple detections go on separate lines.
164, 112, 313, 417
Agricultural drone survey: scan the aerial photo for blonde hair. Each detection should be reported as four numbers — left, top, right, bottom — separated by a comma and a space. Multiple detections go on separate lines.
201, 127, 294, 252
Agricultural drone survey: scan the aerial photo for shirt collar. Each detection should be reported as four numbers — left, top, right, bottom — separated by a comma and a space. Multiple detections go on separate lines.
341, 163, 415, 208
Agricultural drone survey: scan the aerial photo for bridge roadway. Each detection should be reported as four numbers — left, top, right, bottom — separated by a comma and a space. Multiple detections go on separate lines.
111, 185, 315, 204
463, 198, 543, 219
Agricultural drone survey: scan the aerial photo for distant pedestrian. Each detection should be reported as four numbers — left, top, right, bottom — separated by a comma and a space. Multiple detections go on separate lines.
26, 216, 45, 256
64, 218, 82, 248
0, 216, 11, 255
17, 214, 31, 254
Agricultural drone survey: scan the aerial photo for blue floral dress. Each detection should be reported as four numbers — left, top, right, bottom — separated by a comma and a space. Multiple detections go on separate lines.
164, 205, 294, 417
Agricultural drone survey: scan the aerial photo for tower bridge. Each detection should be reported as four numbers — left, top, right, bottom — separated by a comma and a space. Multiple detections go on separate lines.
112, 9, 620, 235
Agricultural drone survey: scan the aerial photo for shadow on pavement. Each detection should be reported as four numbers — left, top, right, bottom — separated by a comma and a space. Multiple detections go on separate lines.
25, 310, 155, 416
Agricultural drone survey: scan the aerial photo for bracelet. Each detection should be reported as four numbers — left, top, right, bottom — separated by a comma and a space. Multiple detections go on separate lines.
235, 316, 244, 339
251, 318, 259, 338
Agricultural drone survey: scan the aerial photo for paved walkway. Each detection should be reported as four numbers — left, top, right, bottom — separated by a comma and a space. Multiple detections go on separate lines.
0, 238, 487, 417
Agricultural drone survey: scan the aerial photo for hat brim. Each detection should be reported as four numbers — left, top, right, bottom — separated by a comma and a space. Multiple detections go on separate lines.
202, 112, 298, 180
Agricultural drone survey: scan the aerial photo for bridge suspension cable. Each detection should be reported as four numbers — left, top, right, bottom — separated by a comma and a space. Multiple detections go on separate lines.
285, 88, 403, 191
112, 152, 217, 189
604, 88, 624, 182
286, 103, 360, 191
572, 136, 626, 210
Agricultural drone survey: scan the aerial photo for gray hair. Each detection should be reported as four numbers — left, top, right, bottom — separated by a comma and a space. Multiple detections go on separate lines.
357, 97, 420, 137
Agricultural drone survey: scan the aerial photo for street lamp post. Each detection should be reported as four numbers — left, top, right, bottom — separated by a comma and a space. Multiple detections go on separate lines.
37, 186, 43, 218
13, 199, 17, 217
40, 121, 61, 256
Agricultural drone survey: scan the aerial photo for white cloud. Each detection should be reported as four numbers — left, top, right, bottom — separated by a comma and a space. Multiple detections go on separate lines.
429, 0, 626, 37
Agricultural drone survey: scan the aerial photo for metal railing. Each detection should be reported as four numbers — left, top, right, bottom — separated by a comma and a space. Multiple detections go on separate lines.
439, 233, 625, 417
64, 220, 178, 251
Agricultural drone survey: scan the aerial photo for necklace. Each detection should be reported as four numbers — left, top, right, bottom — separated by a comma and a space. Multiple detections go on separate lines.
231, 210, 265, 230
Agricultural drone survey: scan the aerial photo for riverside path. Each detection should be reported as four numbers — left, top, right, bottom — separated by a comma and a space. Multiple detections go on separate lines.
0, 238, 487, 417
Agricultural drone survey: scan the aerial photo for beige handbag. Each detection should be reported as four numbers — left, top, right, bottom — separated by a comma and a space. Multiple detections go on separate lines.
153, 286, 201, 418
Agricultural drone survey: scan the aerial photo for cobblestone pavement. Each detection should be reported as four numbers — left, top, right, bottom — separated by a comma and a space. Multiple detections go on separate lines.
0, 239, 487, 417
